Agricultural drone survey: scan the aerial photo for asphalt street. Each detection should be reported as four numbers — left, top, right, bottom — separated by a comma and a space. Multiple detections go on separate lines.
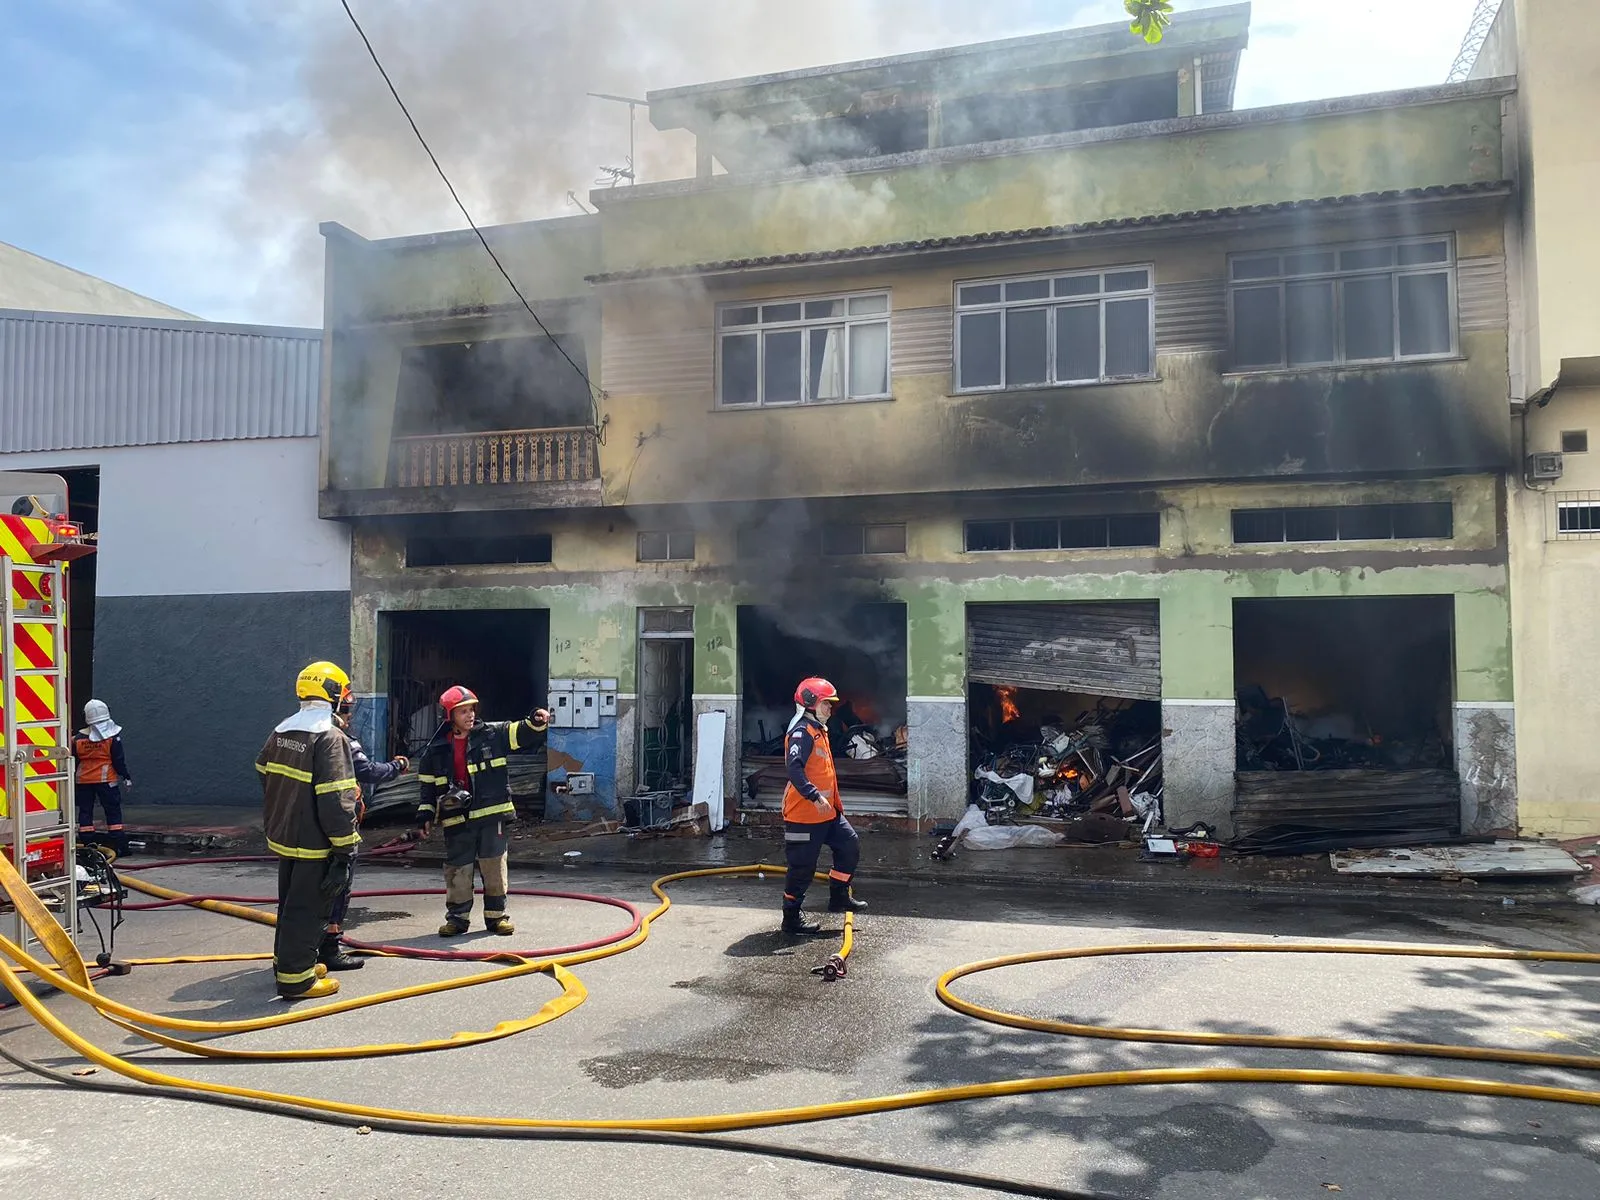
3, 858, 1599, 1200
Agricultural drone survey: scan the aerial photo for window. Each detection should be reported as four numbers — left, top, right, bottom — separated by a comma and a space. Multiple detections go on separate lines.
718, 292, 891, 407
1229, 237, 1456, 370
955, 266, 1154, 390
820, 522, 907, 556
406, 533, 552, 567
637, 531, 695, 562
1562, 430, 1589, 454
1558, 502, 1600, 534
1552, 493, 1600, 539
640, 607, 695, 636
963, 513, 1160, 551
1231, 502, 1452, 544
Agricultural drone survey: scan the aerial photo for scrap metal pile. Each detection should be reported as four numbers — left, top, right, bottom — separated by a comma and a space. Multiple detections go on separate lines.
1235, 685, 1450, 772
969, 698, 1162, 828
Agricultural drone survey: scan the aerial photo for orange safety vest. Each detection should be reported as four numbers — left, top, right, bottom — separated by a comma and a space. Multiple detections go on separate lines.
781, 717, 840, 824
74, 737, 119, 785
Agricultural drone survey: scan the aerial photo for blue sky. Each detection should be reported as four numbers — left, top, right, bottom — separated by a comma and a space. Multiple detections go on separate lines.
1, 0, 1483, 327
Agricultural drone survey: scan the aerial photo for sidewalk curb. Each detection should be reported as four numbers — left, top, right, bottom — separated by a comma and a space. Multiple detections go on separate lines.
420, 848, 1582, 911
124, 828, 1584, 911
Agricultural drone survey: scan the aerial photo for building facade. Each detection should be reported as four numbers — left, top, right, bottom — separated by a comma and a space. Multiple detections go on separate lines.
0, 308, 349, 805
321, 4, 1520, 839
1472, 0, 1600, 840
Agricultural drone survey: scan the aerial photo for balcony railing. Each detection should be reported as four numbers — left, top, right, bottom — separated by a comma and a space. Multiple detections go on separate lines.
389, 427, 598, 488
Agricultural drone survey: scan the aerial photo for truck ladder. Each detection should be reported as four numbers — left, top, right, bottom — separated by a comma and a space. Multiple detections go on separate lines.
1, 553, 77, 950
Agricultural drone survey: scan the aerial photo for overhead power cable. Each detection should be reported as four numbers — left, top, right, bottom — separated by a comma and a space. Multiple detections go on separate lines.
338, 0, 607, 438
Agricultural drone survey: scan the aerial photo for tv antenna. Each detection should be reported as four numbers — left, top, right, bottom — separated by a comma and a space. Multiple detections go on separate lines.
588, 91, 647, 185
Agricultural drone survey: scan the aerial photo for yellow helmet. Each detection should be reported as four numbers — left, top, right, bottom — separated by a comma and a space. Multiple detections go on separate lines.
295, 661, 351, 706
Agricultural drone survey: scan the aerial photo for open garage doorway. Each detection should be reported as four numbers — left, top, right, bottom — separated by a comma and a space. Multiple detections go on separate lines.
738, 602, 908, 814
384, 609, 550, 817
966, 602, 1163, 822
1232, 596, 1458, 852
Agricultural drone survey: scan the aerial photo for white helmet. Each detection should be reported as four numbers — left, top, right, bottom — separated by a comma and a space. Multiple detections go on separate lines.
84, 699, 121, 740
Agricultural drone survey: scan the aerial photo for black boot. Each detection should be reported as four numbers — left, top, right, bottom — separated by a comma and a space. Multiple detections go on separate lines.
781, 908, 822, 937
318, 933, 364, 971
828, 884, 867, 913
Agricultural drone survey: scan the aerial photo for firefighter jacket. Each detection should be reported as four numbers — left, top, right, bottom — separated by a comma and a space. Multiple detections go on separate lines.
74, 733, 132, 786
256, 702, 362, 860
781, 714, 842, 825
416, 715, 547, 830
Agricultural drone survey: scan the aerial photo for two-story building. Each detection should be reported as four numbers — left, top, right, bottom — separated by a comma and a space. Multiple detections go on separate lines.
319, 3, 1519, 843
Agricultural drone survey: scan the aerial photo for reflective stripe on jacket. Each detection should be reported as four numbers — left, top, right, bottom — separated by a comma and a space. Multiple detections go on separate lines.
781, 716, 840, 824
256, 706, 361, 860
417, 716, 547, 829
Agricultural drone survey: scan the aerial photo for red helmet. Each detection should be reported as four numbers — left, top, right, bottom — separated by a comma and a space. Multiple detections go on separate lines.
794, 677, 840, 708
439, 685, 479, 718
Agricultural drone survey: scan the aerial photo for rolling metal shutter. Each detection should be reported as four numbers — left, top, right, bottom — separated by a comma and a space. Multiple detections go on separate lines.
966, 602, 1161, 700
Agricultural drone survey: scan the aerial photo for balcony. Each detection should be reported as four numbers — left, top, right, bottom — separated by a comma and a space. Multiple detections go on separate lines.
389, 426, 598, 488
320, 426, 601, 518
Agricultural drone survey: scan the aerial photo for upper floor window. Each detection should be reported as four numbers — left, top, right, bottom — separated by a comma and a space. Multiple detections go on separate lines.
1229, 237, 1456, 370
964, 512, 1160, 552
1231, 502, 1452, 544
638, 531, 695, 562
718, 292, 890, 407
821, 522, 907, 556
955, 266, 1154, 391
406, 533, 552, 567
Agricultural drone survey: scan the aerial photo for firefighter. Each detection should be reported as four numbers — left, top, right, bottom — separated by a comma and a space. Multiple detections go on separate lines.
780, 676, 867, 936
319, 696, 409, 971
416, 686, 549, 937
256, 661, 361, 1000
72, 699, 133, 856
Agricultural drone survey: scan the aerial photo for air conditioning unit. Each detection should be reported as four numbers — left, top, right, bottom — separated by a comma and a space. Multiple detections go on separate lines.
1526, 452, 1565, 482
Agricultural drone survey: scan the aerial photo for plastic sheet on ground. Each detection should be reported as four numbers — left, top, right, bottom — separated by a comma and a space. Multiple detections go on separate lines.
950, 804, 1064, 851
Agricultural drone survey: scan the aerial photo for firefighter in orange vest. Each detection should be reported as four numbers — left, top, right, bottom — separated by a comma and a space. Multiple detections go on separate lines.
780, 677, 866, 936
73, 700, 133, 856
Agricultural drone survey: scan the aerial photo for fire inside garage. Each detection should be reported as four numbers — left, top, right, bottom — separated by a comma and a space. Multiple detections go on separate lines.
1231, 596, 1459, 853
373, 609, 550, 821
966, 603, 1163, 829
739, 602, 909, 814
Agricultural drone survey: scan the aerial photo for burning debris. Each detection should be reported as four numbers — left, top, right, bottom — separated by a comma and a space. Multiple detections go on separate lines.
1235, 685, 1450, 772
932, 681, 1201, 861
969, 684, 1162, 823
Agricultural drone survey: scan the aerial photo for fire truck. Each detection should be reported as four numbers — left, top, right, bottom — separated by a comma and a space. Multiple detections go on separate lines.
1, 471, 96, 952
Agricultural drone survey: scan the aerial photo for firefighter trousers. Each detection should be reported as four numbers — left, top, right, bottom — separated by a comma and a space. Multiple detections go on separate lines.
275, 856, 336, 997
782, 815, 859, 911
76, 782, 124, 833
326, 852, 356, 930
442, 819, 511, 925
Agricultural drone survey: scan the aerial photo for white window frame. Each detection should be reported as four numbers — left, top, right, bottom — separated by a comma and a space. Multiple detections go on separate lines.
715, 290, 892, 408
1226, 235, 1458, 372
637, 531, 696, 562
952, 264, 1156, 392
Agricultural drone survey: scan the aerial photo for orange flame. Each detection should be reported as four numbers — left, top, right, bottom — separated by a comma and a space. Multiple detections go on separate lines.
996, 686, 1020, 723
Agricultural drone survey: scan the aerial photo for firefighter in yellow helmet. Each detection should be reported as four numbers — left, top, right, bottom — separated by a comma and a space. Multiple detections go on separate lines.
254, 662, 361, 1000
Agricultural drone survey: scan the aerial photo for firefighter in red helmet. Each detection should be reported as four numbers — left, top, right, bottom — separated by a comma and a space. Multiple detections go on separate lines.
416, 685, 549, 936
779, 676, 866, 936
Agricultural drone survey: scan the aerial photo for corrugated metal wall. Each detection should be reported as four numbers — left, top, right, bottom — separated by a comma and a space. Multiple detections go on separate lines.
967, 601, 1162, 700
0, 310, 321, 452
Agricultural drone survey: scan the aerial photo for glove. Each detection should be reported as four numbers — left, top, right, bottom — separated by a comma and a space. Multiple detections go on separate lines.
321, 853, 354, 901
528, 708, 551, 727
393, 756, 410, 772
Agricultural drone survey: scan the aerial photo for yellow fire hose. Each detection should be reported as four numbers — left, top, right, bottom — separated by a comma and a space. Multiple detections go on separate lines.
4, 848, 1600, 1197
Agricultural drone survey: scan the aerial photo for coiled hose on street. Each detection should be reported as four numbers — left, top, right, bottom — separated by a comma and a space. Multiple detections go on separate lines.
4, 847, 1600, 1200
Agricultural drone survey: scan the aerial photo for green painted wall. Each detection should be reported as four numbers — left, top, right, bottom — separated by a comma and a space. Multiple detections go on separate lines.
598, 95, 1505, 272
